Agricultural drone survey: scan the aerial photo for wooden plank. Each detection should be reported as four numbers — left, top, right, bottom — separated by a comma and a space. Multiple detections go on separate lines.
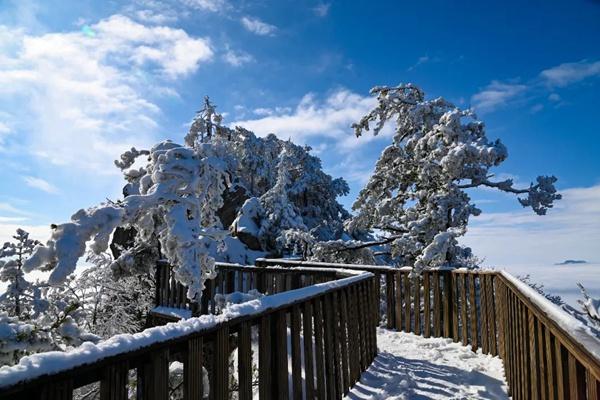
348, 285, 361, 383
100, 362, 129, 400
291, 306, 303, 400
487, 275, 497, 356
324, 294, 337, 400
520, 302, 530, 400
259, 316, 272, 400
357, 284, 368, 371
587, 369, 599, 400
404, 273, 411, 333
184, 337, 204, 400
387, 273, 395, 329
442, 272, 452, 339
374, 273, 382, 325
510, 297, 519, 399
394, 272, 402, 330
537, 319, 547, 400
555, 339, 566, 400
502, 286, 515, 396
528, 310, 540, 400
468, 273, 478, 351
332, 292, 343, 397
451, 273, 459, 342
40, 380, 74, 400
568, 353, 587, 400
302, 302, 315, 399
545, 329, 556, 400
238, 323, 252, 400
313, 299, 327, 400
494, 277, 505, 360
480, 274, 489, 354
460, 274, 468, 347
140, 348, 169, 400
340, 289, 350, 394
414, 275, 421, 336
214, 325, 230, 400
423, 272, 431, 338
273, 311, 289, 400
433, 272, 441, 337
368, 279, 378, 359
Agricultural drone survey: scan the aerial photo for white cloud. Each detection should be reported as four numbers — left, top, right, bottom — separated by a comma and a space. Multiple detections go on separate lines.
23, 176, 59, 194
231, 89, 382, 149
0, 223, 51, 245
312, 3, 331, 17
548, 93, 561, 102
0, 202, 31, 216
132, 9, 179, 24
540, 60, 600, 87
223, 48, 254, 66
471, 81, 527, 112
0, 15, 212, 172
462, 184, 600, 266
240, 16, 277, 36
181, 0, 228, 12
0, 121, 9, 134
530, 103, 544, 113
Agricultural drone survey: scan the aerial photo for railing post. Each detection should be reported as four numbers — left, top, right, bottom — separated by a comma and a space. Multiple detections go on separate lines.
138, 348, 169, 400
442, 270, 453, 339
40, 380, 74, 400
213, 325, 230, 400
184, 337, 204, 400
100, 362, 129, 400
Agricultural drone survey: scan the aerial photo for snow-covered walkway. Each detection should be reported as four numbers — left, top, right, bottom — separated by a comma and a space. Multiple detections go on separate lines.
345, 328, 509, 400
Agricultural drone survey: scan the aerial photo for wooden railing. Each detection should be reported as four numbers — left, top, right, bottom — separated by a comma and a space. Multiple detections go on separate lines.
0, 265, 378, 400
258, 258, 600, 399
154, 261, 342, 318
3, 258, 600, 399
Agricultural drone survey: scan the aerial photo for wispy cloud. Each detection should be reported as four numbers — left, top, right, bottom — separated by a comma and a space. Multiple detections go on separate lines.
471, 81, 527, 112
223, 48, 254, 66
231, 89, 380, 149
472, 59, 600, 113
0, 202, 31, 216
463, 184, 600, 266
540, 60, 600, 87
407, 55, 441, 71
312, 3, 331, 17
181, 0, 229, 12
23, 176, 59, 194
240, 16, 277, 36
0, 15, 212, 172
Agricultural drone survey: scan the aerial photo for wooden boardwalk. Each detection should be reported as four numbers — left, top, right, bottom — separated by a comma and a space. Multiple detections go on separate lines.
1, 259, 599, 399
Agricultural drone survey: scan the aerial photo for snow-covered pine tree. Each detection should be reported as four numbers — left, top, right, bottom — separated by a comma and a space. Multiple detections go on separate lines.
258, 143, 308, 250
0, 229, 42, 319
345, 84, 561, 271
0, 230, 100, 366
184, 98, 351, 255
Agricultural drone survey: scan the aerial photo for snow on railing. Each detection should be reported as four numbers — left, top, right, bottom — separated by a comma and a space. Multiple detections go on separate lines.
0, 265, 377, 400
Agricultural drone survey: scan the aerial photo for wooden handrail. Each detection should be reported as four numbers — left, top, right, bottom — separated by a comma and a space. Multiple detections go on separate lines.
3, 257, 600, 399
261, 259, 600, 399
0, 265, 378, 400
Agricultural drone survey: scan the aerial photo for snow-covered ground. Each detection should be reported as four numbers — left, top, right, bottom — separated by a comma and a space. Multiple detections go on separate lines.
496, 263, 600, 309
345, 328, 508, 400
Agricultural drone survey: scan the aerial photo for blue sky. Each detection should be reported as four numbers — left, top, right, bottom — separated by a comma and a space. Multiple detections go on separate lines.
0, 0, 599, 267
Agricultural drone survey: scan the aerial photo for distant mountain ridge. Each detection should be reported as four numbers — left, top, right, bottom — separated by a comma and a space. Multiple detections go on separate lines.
555, 259, 588, 265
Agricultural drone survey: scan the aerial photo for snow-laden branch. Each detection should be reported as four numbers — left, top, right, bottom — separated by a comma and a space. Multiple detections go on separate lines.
24, 141, 229, 300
